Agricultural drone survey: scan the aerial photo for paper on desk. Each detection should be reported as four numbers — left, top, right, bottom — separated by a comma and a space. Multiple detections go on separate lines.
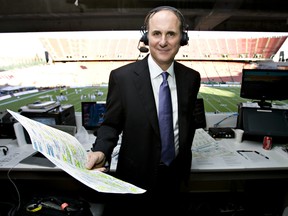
0, 142, 34, 168
8, 110, 146, 194
191, 129, 244, 169
192, 137, 275, 170
192, 142, 244, 169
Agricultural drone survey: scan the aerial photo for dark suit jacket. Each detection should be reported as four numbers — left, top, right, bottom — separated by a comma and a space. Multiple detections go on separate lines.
92, 55, 201, 190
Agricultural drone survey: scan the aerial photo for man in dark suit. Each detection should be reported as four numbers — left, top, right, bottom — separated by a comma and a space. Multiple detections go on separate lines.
86, 6, 201, 216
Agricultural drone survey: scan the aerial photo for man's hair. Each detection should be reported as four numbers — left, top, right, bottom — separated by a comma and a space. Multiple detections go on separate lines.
143, 6, 187, 32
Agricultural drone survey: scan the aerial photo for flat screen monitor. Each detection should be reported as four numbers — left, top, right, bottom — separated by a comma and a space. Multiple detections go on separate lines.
241, 107, 288, 142
240, 69, 288, 106
81, 101, 106, 130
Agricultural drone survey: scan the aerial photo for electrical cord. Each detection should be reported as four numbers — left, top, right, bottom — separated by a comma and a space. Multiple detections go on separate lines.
0, 201, 15, 215
6, 165, 21, 216
213, 113, 238, 128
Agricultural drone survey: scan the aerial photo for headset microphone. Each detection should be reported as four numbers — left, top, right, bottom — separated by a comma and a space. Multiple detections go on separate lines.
137, 40, 149, 53
139, 46, 149, 53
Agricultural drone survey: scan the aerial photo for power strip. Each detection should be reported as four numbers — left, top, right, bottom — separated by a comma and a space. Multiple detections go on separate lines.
208, 127, 235, 138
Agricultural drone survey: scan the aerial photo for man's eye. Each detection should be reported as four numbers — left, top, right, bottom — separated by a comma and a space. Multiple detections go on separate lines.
167, 32, 175, 37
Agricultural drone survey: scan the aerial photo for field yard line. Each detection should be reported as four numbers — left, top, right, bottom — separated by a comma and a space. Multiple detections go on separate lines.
198, 92, 219, 112
217, 96, 236, 112
205, 87, 236, 112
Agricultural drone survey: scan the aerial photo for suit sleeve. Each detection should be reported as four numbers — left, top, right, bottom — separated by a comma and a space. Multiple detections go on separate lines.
91, 70, 124, 159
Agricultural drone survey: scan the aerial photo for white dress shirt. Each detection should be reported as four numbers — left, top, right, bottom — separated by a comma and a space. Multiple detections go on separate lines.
148, 55, 179, 156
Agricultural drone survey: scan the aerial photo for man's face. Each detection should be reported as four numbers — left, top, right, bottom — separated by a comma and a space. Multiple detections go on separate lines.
147, 10, 182, 71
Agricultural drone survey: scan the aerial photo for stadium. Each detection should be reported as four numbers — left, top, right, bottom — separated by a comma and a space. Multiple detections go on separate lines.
2, 2, 288, 216
1, 31, 288, 113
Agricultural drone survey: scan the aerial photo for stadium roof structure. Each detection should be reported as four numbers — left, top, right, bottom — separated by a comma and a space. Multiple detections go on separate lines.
1, 0, 288, 33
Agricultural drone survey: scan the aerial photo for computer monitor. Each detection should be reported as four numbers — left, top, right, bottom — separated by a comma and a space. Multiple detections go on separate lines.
240, 68, 288, 108
237, 105, 288, 143
31, 117, 56, 125
81, 101, 106, 130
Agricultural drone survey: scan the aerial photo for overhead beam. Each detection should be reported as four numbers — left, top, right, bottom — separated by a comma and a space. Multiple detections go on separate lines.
194, 0, 243, 30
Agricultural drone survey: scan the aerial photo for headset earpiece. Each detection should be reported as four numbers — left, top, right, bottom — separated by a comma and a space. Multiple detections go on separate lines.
140, 31, 148, 46
180, 31, 189, 46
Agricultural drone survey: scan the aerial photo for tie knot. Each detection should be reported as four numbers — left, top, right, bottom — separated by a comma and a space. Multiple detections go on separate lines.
161, 72, 169, 81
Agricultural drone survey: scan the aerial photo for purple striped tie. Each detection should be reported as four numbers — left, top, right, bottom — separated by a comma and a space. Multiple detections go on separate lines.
158, 72, 175, 166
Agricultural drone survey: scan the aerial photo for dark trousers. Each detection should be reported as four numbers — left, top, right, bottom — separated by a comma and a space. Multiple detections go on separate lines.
101, 162, 189, 216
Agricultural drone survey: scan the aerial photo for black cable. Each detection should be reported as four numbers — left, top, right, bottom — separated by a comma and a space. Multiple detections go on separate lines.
213, 113, 238, 128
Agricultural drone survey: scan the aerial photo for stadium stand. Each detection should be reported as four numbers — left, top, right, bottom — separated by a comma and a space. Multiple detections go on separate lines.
0, 33, 287, 88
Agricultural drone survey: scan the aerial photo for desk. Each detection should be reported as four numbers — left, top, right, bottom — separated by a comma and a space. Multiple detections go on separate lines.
2, 132, 288, 182
192, 138, 288, 171
2, 130, 288, 215
2, 112, 288, 215
189, 136, 288, 193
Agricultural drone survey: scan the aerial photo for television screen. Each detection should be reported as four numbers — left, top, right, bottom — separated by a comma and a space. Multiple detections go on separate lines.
81, 102, 106, 130
32, 117, 56, 125
240, 69, 288, 103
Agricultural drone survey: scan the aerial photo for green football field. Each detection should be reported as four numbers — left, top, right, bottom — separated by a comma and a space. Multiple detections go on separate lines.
1, 86, 288, 113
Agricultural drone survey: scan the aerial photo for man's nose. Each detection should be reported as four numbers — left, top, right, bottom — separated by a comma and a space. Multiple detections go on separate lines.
159, 35, 168, 46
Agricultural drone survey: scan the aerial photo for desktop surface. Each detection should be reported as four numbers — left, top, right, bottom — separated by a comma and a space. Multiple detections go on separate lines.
2, 129, 288, 172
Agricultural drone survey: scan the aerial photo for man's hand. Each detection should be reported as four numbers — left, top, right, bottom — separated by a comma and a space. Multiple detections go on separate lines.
86, 151, 107, 172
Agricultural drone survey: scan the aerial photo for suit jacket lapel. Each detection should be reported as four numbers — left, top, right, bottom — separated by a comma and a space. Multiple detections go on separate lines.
132, 57, 160, 136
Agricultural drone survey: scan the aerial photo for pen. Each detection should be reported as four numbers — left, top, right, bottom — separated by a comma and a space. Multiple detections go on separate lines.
254, 151, 269, 160
237, 150, 253, 152
236, 150, 248, 160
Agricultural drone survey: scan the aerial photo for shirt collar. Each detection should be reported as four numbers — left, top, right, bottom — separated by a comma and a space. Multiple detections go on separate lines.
148, 55, 174, 79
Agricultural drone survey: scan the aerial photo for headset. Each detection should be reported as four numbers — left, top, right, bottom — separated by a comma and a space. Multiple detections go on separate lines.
139, 6, 189, 47
0, 145, 8, 155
